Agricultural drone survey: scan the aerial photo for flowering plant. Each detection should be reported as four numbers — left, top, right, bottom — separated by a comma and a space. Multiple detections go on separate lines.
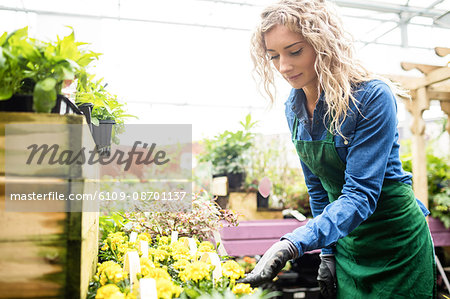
121, 190, 239, 241
89, 231, 273, 299
236, 257, 257, 274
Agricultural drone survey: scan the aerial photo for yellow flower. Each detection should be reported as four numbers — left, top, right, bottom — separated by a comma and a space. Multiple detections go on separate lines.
155, 278, 182, 299
140, 257, 156, 277
197, 241, 215, 253
158, 236, 170, 245
96, 261, 127, 286
142, 267, 172, 280
179, 261, 211, 282
171, 244, 191, 261
101, 243, 109, 251
95, 284, 124, 299
172, 259, 190, 271
177, 237, 189, 246
232, 283, 255, 295
222, 260, 245, 280
137, 232, 152, 243
149, 248, 169, 263
125, 293, 136, 299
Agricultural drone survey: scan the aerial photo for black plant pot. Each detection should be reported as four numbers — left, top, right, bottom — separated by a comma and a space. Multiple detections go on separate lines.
77, 102, 93, 130
0, 94, 81, 114
227, 172, 245, 191
91, 119, 115, 156
257, 191, 269, 208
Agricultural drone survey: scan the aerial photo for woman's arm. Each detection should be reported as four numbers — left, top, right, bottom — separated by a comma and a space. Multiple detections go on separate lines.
300, 160, 335, 254
283, 82, 398, 255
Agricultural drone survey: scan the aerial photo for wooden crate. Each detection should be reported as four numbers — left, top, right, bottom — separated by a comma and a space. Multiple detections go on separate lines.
0, 112, 99, 299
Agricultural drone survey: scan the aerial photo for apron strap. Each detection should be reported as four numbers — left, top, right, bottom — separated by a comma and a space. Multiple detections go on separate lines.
292, 116, 299, 140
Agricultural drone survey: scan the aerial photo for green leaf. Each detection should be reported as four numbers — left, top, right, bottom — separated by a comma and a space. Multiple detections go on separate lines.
0, 86, 13, 100
0, 32, 8, 46
91, 117, 99, 126
58, 31, 77, 60
0, 48, 6, 68
33, 77, 57, 113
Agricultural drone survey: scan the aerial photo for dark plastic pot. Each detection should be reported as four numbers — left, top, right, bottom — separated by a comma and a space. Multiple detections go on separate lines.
77, 102, 93, 130
257, 191, 269, 208
0, 94, 81, 115
227, 172, 245, 191
91, 119, 115, 156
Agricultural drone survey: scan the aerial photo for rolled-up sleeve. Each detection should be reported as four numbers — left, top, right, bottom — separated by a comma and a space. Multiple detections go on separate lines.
300, 161, 336, 254
283, 82, 398, 256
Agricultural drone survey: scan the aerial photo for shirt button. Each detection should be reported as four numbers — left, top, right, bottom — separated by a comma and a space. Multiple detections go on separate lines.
293, 105, 296, 110
344, 140, 349, 145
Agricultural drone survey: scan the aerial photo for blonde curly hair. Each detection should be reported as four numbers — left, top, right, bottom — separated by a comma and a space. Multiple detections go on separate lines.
251, 0, 388, 137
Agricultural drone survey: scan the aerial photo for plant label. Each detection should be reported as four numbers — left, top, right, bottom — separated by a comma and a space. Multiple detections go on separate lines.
171, 231, 178, 244
129, 231, 138, 243
140, 240, 149, 258
200, 252, 222, 283
258, 176, 272, 198
123, 251, 141, 286
188, 238, 197, 256
139, 278, 158, 299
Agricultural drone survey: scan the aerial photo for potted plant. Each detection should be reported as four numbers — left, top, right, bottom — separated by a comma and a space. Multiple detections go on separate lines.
198, 114, 257, 191
244, 135, 310, 213
76, 72, 136, 155
0, 26, 100, 113
401, 138, 450, 228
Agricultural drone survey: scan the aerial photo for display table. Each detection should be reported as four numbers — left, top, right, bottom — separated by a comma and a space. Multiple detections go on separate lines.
220, 219, 318, 256
428, 217, 450, 247
220, 217, 450, 257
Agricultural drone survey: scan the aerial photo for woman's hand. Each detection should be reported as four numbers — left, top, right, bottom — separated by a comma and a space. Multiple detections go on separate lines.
238, 239, 298, 287
317, 254, 337, 299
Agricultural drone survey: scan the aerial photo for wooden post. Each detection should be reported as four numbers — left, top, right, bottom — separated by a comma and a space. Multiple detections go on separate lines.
440, 101, 450, 134
404, 87, 430, 208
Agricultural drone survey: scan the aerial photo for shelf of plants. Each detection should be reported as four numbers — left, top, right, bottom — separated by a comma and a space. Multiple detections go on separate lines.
89, 190, 276, 299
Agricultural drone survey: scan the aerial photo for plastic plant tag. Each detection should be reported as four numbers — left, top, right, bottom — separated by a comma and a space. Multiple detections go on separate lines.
139, 278, 158, 299
171, 231, 179, 244
123, 251, 141, 286
212, 230, 228, 256
140, 240, 149, 258
188, 238, 197, 256
200, 252, 222, 283
181, 238, 190, 248
258, 176, 272, 198
130, 231, 138, 243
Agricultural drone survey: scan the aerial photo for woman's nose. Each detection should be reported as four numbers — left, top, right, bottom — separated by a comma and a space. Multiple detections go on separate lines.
279, 56, 293, 74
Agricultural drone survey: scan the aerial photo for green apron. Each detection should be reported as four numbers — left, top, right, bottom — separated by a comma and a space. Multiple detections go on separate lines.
291, 117, 436, 298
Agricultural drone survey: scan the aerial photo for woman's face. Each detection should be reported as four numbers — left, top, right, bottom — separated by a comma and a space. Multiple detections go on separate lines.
264, 24, 318, 90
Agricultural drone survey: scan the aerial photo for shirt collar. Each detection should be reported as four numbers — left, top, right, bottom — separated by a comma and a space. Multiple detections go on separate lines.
285, 88, 325, 120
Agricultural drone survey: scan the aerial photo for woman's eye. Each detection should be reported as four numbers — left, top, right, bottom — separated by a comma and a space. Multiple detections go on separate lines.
269, 54, 280, 60
291, 48, 303, 55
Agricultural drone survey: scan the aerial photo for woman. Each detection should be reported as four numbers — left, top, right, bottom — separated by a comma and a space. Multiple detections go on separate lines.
239, 0, 436, 298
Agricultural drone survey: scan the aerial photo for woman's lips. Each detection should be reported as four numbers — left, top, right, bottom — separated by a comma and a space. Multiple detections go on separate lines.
288, 73, 302, 81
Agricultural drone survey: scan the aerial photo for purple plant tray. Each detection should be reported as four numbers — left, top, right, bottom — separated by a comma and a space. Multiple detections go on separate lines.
220, 217, 450, 257
428, 217, 450, 247
220, 219, 320, 256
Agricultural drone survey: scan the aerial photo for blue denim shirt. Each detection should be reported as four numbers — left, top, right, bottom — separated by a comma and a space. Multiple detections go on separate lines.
282, 80, 430, 255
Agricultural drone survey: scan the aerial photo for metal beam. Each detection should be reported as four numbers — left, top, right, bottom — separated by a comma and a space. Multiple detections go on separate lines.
0, 5, 250, 31
332, 0, 447, 18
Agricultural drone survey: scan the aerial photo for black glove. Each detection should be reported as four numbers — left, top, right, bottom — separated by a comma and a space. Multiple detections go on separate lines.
317, 254, 336, 299
238, 239, 298, 287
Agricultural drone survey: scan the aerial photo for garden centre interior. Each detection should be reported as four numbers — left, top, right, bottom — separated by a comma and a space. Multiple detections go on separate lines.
0, 0, 449, 298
